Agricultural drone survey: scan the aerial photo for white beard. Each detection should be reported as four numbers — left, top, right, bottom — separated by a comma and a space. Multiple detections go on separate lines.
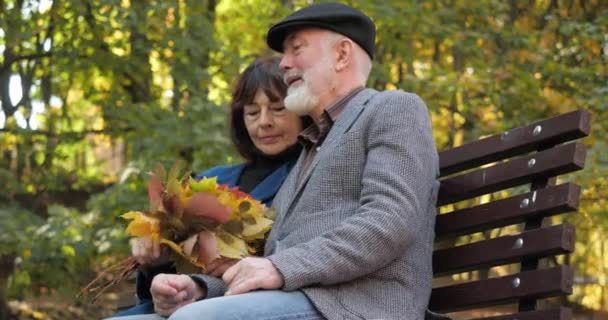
284, 82, 319, 116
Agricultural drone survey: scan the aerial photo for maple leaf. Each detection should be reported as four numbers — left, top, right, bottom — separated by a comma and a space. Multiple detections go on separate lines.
159, 238, 206, 269
165, 161, 183, 197
183, 192, 231, 224
182, 234, 198, 257
153, 162, 167, 182
122, 211, 160, 238
190, 176, 219, 194
162, 193, 184, 218
147, 173, 164, 213
216, 232, 249, 259
241, 216, 273, 241
218, 184, 250, 200
164, 231, 219, 269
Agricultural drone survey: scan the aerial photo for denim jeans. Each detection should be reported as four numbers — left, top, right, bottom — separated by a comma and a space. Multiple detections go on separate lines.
105, 290, 324, 320
110, 299, 155, 317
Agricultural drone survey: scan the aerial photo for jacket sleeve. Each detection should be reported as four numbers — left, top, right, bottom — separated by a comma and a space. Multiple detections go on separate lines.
190, 274, 228, 298
136, 265, 227, 300
267, 91, 439, 290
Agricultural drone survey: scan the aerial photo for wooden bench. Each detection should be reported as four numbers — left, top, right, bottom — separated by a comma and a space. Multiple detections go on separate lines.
429, 109, 591, 319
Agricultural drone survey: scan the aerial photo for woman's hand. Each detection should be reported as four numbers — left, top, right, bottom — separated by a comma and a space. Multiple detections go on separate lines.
151, 274, 205, 316
131, 236, 171, 267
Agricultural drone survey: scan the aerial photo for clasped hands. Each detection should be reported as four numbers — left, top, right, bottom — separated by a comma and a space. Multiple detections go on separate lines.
133, 236, 284, 316
150, 257, 284, 316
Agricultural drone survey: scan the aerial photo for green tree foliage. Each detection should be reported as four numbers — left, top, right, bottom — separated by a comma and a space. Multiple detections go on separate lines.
0, 0, 606, 318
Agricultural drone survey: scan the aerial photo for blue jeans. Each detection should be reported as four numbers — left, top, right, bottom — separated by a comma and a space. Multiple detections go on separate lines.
105, 290, 324, 320
111, 299, 155, 317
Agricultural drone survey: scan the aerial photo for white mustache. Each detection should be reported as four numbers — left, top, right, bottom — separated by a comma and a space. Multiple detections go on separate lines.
283, 72, 304, 86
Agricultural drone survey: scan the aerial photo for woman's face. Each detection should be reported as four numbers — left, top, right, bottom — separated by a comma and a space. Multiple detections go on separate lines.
243, 89, 303, 156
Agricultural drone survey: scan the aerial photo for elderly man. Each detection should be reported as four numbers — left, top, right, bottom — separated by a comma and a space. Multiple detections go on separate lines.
110, 3, 439, 320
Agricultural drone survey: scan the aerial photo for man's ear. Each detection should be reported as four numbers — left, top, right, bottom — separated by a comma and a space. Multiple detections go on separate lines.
335, 39, 353, 72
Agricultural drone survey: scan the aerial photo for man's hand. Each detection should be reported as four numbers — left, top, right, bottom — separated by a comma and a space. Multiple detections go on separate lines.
131, 236, 170, 267
150, 274, 205, 316
206, 257, 238, 277
222, 257, 284, 296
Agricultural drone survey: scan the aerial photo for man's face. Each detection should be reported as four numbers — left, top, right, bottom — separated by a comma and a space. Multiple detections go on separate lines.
280, 28, 336, 115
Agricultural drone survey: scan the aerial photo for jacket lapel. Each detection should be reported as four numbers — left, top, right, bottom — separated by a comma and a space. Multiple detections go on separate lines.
269, 149, 305, 230
283, 88, 377, 214
273, 150, 304, 212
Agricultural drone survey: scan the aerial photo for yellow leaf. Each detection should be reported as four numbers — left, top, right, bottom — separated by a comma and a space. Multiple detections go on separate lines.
176, 179, 193, 205
122, 211, 160, 238
241, 216, 273, 241
190, 176, 218, 193
182, 234, 198, 256
166, 178, 181, 197
159, 238, 206, 269
245, 201, 266, 218
216, 232, 248, 259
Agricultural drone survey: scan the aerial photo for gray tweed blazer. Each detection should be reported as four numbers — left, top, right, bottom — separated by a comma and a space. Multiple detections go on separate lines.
265, 89, 440, 320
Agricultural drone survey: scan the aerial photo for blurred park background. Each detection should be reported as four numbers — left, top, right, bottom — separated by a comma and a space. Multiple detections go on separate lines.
0, 0, 606, 319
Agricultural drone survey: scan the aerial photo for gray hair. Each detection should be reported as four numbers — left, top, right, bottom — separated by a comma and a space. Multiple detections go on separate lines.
321, 31, 372, 85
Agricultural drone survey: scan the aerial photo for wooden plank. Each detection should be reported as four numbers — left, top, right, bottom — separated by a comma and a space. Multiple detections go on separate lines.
439, 109, 591, 176
433, 224, 575, 276
435, 183, 580, 239
472, 307, 572, 320
438, 142, 586, 206
429, 266, 573, 313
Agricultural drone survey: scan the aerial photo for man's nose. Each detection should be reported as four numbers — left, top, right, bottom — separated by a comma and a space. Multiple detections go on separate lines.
279, 54, 291, 72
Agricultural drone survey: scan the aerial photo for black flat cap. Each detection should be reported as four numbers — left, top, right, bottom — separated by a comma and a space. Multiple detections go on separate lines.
266, 2, 376, 59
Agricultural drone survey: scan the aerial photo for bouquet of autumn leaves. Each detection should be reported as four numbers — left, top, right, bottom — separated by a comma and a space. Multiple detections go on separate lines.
80, 162, 274, 302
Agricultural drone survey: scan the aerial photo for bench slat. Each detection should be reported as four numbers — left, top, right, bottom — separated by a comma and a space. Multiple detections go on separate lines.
438, 142, 586, 206
472, 307, 572, 320
435, 183, 580, 239
433, 224, 575, 276
439, 109, 591, 176
429, 266, 573, 313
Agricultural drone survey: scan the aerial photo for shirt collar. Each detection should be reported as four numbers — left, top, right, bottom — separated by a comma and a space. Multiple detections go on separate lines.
298, 86, 364, 147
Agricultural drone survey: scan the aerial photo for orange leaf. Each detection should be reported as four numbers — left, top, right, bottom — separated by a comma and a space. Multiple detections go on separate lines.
148, 174, 164, 212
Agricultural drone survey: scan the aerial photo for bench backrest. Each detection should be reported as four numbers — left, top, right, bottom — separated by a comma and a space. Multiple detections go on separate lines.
430, 109, 591, 319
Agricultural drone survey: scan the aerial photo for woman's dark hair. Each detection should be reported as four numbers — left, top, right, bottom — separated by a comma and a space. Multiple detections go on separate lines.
230, 56, 301, 161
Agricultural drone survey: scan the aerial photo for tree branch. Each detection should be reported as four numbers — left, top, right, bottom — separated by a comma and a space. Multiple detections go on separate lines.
0, 127, 133, 138
0, 52, 53, 74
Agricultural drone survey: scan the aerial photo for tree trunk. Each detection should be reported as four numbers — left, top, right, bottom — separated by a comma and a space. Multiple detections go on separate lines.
0, 285, 7, 320
0, 255, 15, 320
